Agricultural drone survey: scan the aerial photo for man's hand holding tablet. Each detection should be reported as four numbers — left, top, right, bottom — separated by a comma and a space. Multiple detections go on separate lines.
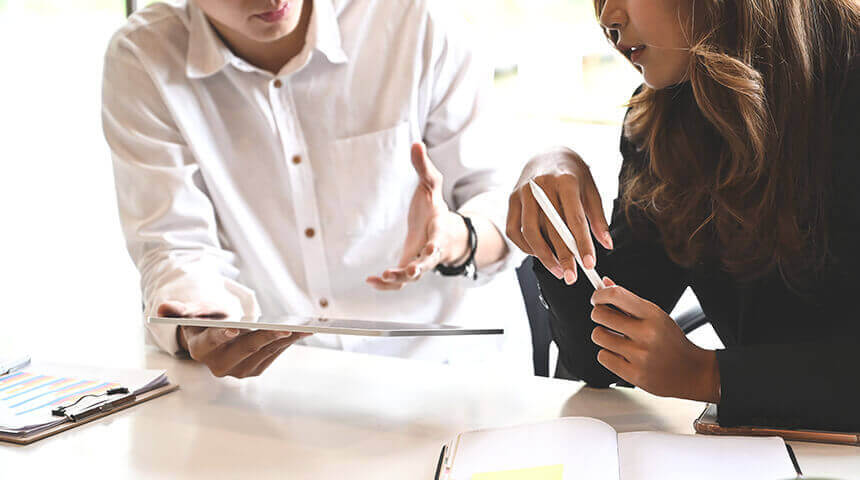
157, 301, 310, 379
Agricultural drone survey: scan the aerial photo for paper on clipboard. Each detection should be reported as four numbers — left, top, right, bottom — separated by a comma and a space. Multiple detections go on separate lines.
0, 362, 169, 436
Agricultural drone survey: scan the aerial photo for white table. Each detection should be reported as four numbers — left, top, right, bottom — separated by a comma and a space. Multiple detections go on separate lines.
2, 345, 858, 478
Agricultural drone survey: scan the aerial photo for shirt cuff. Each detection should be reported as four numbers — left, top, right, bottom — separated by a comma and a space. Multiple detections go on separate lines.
144, 275, 260, 356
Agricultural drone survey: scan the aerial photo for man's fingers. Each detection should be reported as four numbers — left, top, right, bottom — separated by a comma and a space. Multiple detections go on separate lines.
410, 142, 442, 193
246, 333, 312, 377
557, 181, 596, 270
157, 301, 189, 317
228, 335, 297, 378
157, 301, 229, 319
371, 240, 441, 289
186, 327, 241, 361
398, 242, 441, 282
366, 277, 406, 291
398, 234, 425, 268
521, 187, 564, 278
205, 329, 293, 377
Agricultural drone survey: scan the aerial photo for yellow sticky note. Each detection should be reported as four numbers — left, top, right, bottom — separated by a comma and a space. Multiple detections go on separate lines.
471, 464, 564, 480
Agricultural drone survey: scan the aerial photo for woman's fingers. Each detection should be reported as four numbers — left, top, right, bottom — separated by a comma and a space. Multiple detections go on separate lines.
507, 169, 607, 280
506, 192, 530, 254
596, 348, 633, 380
591, 304, 639, 339
591, 282, 656, 319
580, 168, 613, 250
544, 224, 576, 284
557, 178, 596, 270
591, 326, 637, 359
521, 186, 564, 278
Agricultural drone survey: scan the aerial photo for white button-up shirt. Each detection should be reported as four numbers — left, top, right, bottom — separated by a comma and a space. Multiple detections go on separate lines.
102, 0, 531, 372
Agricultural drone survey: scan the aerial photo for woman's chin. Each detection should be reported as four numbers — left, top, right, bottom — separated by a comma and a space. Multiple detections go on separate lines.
642, 68, 689, 91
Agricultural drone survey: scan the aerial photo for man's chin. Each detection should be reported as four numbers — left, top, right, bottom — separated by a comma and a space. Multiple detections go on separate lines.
247, 20, 300, 42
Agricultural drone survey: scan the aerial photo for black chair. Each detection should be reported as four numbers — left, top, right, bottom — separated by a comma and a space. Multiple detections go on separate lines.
516, 256, 709, 378
516, 257, 554, 376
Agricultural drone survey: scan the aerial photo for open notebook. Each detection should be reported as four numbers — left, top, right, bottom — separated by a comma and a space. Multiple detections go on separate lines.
439, 417, 799, 480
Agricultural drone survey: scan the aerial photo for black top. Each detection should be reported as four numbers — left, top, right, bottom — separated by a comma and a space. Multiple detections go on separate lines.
536, 59, 860, 431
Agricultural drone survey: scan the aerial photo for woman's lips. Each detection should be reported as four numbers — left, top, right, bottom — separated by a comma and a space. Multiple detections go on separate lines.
255, 3, 289, 23
630, 46, 646, 64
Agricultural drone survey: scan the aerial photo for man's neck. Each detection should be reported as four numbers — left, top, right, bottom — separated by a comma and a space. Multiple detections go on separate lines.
210, 1, 314, 75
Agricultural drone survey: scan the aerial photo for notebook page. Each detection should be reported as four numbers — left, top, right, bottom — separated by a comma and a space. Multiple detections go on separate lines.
617, 431, 797, 480
447, 417, 619, 480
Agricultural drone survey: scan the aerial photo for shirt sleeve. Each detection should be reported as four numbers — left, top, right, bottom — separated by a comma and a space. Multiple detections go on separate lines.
102, 36, 260, 355
419, 8, 522, 277
716, 337, 860, 431
534, 118, 689, 387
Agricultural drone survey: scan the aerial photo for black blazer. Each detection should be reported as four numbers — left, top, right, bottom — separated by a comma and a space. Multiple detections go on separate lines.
536, 59, 860, 432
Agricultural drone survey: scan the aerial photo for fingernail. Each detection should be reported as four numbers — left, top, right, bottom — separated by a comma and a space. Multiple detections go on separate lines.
226, 329, 240, 337
604, 233, 614, 250
590, 295, 596, 306
583, 254, 595, 270
411, 267, 421, 278
550, 266, 564, 279
564, 270, 576, 285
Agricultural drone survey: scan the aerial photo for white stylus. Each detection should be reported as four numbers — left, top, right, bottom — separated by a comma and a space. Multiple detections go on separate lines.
529, 180, 605, 290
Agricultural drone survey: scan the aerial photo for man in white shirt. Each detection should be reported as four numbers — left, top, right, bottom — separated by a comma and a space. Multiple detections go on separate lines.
103, 0, 531, 378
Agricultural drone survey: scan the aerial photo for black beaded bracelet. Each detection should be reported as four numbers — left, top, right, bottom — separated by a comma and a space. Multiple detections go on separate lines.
435, 213, 478, 280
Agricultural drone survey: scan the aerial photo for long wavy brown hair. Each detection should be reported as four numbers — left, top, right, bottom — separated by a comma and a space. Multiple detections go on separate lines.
594, 0, 859, 285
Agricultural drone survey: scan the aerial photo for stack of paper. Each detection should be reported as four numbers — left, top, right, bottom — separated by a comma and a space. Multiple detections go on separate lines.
0, 363, 169, 437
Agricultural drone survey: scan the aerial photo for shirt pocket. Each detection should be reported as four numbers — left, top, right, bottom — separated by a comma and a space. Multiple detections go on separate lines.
328, 121, 415, 238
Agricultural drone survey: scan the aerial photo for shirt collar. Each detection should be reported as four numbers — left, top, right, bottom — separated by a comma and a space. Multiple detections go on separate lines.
186, 0, 347, 80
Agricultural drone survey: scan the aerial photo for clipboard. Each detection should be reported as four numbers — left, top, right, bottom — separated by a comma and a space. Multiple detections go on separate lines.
0, 382, 179, 445
694, 403, 860, 446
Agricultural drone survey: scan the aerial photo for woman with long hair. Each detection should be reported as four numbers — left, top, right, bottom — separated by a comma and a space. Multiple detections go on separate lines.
507, 0, 859, 430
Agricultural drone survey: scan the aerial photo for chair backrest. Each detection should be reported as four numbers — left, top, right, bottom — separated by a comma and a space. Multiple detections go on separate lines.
126, 0, 137, 17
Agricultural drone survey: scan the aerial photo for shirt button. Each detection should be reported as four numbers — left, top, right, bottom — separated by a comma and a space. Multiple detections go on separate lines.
273, 79, 283, 88
292, 155, 302, 165
319, 298, 329, 308
305, 228, 315, 238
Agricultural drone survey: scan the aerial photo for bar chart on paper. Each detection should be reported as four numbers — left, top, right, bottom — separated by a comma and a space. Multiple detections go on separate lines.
0, 369, 119, 430
0, 363, 169, 436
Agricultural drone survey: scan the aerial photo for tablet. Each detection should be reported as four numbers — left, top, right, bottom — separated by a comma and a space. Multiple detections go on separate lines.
147, 315, 504, 337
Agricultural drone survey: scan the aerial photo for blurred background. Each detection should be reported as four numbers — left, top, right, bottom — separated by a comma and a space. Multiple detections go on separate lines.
0, 0, 712, 365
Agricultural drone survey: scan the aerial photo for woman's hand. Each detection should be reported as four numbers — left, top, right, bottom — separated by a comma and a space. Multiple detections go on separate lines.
506, 148, 612, 285
589, 278, 720, 403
